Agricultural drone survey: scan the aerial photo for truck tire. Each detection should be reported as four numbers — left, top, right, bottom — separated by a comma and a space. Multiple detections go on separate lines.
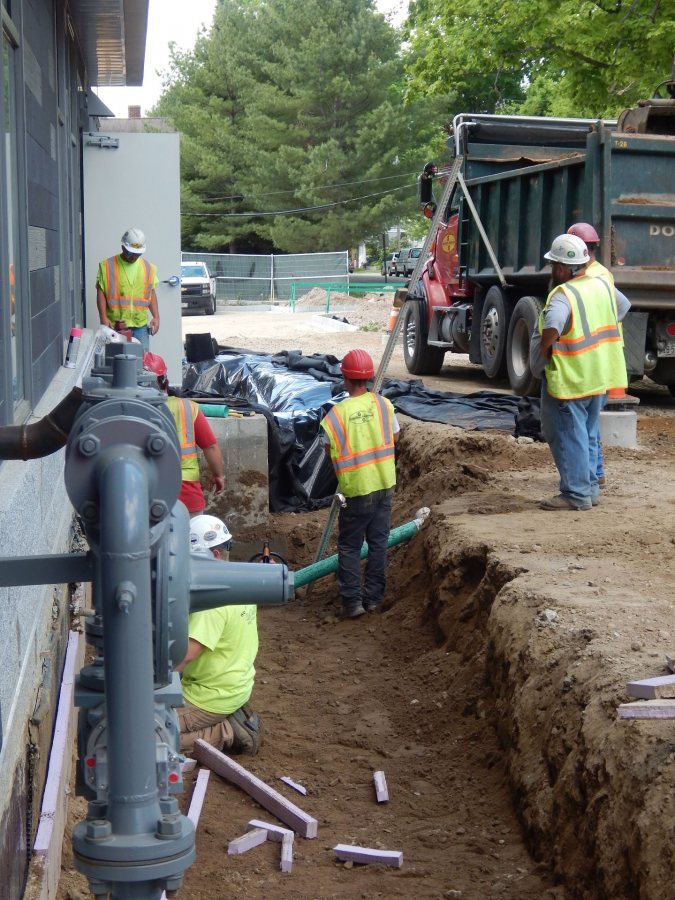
403, 300, 445, 375
506, 295, 543, 396
480, 286, 512, 379
206, 294, 216, 315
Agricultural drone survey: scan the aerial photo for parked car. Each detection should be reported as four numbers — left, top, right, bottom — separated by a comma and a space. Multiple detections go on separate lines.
395, 247, 423, 277
382, 252, 399, 276
180, 261, 217, 315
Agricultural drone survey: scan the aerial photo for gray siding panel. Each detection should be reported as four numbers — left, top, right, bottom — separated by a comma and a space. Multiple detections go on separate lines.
27, 182, 59, 231
26, 134, 58, 192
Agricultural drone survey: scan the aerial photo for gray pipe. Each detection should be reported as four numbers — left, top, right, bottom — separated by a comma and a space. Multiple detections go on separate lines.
98, 454, 160, 838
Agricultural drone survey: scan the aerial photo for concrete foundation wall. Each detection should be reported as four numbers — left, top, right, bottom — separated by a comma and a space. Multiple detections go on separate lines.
0, 364, 81, 897
200, 414, 269, 534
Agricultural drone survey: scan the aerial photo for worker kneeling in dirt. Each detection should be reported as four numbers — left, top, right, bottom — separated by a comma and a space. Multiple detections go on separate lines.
321, 348, 400, 619
175, 514, 262, 755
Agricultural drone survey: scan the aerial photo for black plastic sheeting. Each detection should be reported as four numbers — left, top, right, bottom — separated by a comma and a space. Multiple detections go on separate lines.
181, 347, 542, 512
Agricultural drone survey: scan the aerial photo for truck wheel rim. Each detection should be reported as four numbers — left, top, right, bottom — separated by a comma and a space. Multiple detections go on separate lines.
482, 307, 500, 358
405, 313, 416, 354
510, 318, 529, 377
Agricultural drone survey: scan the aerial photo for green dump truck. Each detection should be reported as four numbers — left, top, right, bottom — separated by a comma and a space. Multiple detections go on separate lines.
405, 69, 675, 396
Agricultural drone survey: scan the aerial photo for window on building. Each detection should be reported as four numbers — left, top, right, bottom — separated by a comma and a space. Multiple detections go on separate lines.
2, 21, 25, 420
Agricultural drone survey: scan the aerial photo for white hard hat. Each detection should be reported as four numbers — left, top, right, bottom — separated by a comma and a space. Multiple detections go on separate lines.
189, 515, 232, 551
544, 234, 589, 266
121, 227, 146, 255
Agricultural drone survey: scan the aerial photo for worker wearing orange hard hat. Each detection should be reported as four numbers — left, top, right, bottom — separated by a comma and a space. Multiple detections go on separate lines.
143, 352, 225, 515
320, 348, 400, 619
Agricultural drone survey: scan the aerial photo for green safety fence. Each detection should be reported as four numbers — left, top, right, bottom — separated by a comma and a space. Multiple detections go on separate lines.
288, 281, 400, 313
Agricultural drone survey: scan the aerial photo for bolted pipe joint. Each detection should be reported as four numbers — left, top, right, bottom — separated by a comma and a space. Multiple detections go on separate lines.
79, 434, 101, 457
150, 499, 169, 523
156, 815, 182, 839
146, 432, 167, 456
85, 819, 112, 842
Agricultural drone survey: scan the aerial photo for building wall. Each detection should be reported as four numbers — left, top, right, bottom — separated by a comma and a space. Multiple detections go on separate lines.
0, 2, 89, 894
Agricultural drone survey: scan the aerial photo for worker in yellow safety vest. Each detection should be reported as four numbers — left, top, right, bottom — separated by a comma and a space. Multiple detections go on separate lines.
176, 513, 262, 757
96, 227, 159, 351
529, 234, 627, 512
566, 222, 631, 490
143, 352, 225, 515
321, 348, 400, 619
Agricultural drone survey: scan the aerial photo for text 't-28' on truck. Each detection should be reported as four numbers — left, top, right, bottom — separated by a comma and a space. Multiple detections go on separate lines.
404, 68, 675, 396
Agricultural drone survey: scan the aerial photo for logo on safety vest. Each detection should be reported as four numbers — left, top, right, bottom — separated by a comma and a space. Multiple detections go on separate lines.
349, 409, 375, 425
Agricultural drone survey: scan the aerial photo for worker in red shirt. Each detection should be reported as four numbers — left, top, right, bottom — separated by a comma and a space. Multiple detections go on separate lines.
144, 352, 225, 515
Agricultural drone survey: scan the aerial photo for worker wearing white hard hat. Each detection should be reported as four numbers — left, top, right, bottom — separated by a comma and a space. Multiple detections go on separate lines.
529, 234, 627, 512
95, 227, 160, 351
567, 223, 631, 490
176, 515, 261, 756
188, 514, 232, 558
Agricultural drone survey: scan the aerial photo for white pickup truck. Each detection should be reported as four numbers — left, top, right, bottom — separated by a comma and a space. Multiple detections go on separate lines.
180, 261, 217, 315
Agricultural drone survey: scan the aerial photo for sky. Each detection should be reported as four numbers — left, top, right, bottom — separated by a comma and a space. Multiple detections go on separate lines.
95, 0, 409, 118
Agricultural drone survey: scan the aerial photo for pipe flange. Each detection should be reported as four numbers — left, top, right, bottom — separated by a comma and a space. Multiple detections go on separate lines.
65, 399, 181, 524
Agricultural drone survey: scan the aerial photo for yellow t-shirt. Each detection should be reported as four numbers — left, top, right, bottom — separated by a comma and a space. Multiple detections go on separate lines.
181, 605, 258, 715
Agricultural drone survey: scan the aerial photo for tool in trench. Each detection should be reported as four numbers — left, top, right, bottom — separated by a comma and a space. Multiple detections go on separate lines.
304, 492, 346, 599
371, 155, 464, 395
249, 539, 288, 565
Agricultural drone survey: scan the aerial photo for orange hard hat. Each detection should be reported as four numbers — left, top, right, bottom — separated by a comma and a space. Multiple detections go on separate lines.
143, 351, 167, 377
341, 348, 374, 380
567, 222, 600, 244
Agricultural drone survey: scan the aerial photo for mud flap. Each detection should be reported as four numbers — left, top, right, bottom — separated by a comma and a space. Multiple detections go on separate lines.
622, 311, 648, 378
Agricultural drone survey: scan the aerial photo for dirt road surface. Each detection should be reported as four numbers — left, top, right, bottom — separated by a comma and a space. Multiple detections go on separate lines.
58, 294, 675, 900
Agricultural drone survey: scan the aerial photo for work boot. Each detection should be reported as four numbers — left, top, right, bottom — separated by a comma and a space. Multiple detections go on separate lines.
363, 598, 382, 612
227, 705, 262, 755
340, 602, 366, 619
538, 494, 591, 511
598, 475, 607, 488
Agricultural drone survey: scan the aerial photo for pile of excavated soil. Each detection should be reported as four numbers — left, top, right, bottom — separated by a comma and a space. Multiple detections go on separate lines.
293, 288, 394, 329
56, 312, 675, 899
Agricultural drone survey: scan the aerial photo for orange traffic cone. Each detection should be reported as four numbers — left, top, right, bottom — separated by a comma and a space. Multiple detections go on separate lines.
386, 305, 399, 333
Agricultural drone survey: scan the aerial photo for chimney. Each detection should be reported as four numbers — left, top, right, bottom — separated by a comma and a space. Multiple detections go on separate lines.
128, 105, 141, 119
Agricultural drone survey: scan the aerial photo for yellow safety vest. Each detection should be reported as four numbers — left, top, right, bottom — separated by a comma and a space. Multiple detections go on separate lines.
539, 275, 627, 400
167, 396, 200, 482
587, 259, 614, 284
321, 392, 396, 498
101, 255, 156, 328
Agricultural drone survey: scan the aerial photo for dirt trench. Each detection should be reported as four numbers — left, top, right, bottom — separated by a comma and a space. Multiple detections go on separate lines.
59, 413, 675, 900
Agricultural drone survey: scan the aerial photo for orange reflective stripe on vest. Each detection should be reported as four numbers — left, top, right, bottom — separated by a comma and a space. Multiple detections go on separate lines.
105, 256, 153, 312
167, 396, 200, 481
552, 281, 622, 356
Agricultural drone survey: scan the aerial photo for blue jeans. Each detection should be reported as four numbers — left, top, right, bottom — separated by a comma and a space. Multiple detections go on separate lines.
337, 487, 394, 612
540, 380, 601, 509
596, 394, 606, 479
131, 325, 150, 351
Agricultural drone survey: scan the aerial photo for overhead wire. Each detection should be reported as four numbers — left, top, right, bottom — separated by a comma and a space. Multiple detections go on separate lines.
189, 170, 420, 201
182, 181, 417, 218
